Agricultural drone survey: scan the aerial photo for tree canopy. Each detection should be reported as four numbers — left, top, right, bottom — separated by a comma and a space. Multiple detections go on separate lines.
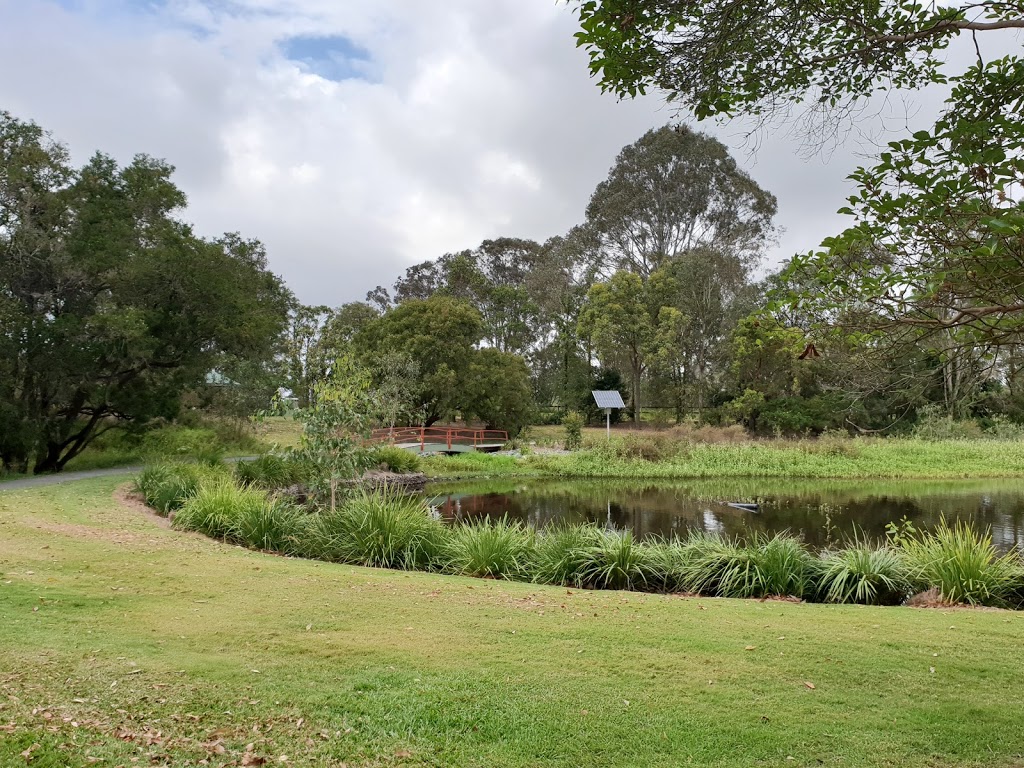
572, 0, 1021, 120
585, 125, 776, 277
0, 112, 290, 473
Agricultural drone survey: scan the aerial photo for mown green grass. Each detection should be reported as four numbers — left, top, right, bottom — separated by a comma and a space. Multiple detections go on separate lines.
2, 479, 1024, 766
426, 438, 1024, 480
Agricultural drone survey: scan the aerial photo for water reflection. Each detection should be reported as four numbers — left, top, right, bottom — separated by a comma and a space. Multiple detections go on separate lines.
425, 478, 1024, 551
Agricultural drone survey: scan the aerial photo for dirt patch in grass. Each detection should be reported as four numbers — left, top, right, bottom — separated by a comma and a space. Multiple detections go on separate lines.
113, 483, 172, 529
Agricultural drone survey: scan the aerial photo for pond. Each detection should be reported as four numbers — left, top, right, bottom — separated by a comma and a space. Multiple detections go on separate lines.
425, 477, 1024, 551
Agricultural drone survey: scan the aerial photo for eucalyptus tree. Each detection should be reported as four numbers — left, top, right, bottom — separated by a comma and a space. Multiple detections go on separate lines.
573, 0, 1024, 402
584, 124, 777, 279
579, 270, 659, 420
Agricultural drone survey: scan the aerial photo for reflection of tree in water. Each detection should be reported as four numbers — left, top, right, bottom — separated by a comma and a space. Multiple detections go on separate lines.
426, 479, 1024, 551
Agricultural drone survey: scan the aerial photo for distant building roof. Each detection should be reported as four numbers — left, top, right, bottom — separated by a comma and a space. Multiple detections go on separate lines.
205, 370, 237, 386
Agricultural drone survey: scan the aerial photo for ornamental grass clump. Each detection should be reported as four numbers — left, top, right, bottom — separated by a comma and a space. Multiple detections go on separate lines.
311, 490, 444, 570
578, 530, 661, 591
172, 478, 270, 541
902, 519, 1021, 607
235, 453, 306, 489
369, 445, 422, 474
234, 498, 306, 554
533, 524, 605, 586
679, 532, 814, 599
445, 517, 535, 580
818, 539, 912, 605
134, 462, 224, 516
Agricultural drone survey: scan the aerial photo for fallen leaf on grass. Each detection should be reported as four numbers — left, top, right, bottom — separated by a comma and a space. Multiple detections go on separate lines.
241, 747, 267, 766
803, 681, 816, 690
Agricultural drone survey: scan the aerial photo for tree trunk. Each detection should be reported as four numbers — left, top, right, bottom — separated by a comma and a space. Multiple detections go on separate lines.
632, 364, 643, 423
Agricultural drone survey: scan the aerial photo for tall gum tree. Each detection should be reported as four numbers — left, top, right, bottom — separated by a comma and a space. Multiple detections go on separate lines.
573, 1, 1024, 414
585, 124, 777, 279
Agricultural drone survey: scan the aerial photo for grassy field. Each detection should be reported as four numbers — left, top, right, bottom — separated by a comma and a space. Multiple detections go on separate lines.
2, 479, 1024, 766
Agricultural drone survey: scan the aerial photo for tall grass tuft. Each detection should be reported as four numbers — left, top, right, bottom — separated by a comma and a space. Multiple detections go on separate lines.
369, 445, 423, 474
818, 538, 912, 605
578, 530, 660, 591
310, 490, 444, 569
134, 462, 223, 516
172, 478, 270, 541
235, 453, 305, 489
902, 519, 1021, 606
234, 498, 307, 554
445, 517, 535, 580
533, 524, 605, 586
679, 532, 814, 599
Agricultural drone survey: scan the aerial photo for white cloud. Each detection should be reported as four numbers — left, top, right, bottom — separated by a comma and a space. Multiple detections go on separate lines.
0, 0, 979, 304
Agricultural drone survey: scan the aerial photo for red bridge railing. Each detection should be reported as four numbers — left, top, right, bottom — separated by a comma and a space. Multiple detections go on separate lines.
368, 426, 508, 452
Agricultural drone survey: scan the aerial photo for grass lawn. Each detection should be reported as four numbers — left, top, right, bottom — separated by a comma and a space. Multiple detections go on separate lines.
2, 480, 1024, 766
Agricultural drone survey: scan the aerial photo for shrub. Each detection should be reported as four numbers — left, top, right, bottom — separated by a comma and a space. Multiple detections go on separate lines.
369, 445, 422, 474
578, 530, 661, 591
445, 517, 535, 579
133, 462, 223, 516
236, 453, 307, 488
310, 490, 444, 569
912, 404, 983, 440
902, 519, 1021, 606
533, 524, 605, 586
562, 411, 586, 451
985, 415, 1024, 441
818, 540, 912, 605
172, 478, 270, 541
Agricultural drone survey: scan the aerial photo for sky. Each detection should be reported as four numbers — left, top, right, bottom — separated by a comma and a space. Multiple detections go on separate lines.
0, 0, 962, 305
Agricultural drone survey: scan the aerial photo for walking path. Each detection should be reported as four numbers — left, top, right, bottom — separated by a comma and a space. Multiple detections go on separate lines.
0, 466, 141, 491
0, 457, 254, 492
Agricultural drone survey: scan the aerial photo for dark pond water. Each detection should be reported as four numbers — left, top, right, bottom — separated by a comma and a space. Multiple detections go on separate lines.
425, 478, 1024, 551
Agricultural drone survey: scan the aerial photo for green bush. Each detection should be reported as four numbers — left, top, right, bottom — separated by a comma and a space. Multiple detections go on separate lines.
133, 462, 224, 516
902, 519, 1021, 606
369, 445, 422, 474
817, 539, 912, 605
310, 491, 444, 569
236, 453, 306, 489
445, 517, 535, 579
533, 524, 605, 586
172, 478, 270, 541
562, 411, 585, 451
912, 404, 984, 440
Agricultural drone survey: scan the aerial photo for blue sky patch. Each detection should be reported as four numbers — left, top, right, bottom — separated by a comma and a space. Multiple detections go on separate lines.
281, 35, 373, 82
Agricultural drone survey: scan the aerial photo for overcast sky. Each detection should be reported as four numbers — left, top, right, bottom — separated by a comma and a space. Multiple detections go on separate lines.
0, 0, 960, 305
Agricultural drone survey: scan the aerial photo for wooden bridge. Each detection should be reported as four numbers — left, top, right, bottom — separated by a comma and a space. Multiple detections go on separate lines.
369, 426, 508, 454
